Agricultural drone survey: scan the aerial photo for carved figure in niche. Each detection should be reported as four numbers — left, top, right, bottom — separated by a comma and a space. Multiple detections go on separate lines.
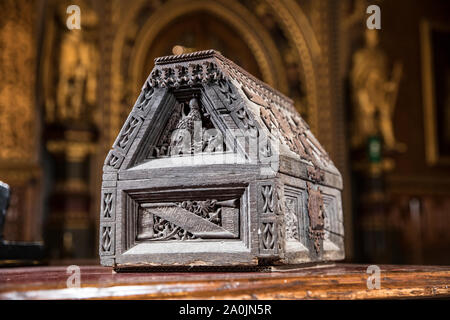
56, 4, 98, 123
169, 97, 203, 155
285, 197, 299, 241
351, 29, 404, 151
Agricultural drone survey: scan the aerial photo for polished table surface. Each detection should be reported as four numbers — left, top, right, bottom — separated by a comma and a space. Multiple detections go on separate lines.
0, 263, 449, 299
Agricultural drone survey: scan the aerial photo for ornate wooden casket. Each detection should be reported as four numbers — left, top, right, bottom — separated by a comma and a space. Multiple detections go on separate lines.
100, 50, 344, 269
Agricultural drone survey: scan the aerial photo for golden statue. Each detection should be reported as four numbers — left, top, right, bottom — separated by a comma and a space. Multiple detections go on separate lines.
57, 29, 98, 122
351, 29, 404, 151
55, 2, 98, 123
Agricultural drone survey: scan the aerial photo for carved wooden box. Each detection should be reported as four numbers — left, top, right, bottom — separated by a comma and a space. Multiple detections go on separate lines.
100, 50, 344, 269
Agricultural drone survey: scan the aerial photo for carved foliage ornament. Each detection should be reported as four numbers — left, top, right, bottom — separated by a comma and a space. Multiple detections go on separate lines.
137, 199, 239, 241
149, 61, 223, 89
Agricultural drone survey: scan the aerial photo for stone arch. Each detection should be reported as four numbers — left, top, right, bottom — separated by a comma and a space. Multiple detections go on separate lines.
110, 0, 323, 143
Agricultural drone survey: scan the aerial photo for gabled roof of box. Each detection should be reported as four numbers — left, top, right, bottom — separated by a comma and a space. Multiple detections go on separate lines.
104, 50, 340, 185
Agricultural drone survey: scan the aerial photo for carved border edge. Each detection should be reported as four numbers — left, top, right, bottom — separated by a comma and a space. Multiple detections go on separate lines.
257, 180, 281, 258
306, 182, 325, 255
103, 84, 163, 172
99, 185, 117, 266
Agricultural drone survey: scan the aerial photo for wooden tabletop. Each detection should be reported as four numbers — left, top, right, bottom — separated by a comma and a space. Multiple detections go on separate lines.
0, 263, 449, 299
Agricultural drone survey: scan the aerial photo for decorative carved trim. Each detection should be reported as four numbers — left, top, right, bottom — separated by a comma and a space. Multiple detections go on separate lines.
151, 50, 292, 112
116, 115, 143, 152
261, 185, 274, 214
307, 166, 325, 183
261, 221, 276, 250
102, 192, 114, 220
216, 55, 294, 112
135, 81, 155, 113
218, 78, 238, 105
100, 224, 114, 256
148, 61, 224, 89
276, 183, 286, 256
258, 182, 279, 256
104, 150, 124, 169
235, 106, 257, 130
307, 183, 325, 253
155, 49, 217, 65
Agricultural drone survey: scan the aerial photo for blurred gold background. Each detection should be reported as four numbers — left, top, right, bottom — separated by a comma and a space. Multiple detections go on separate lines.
1, 0, 449, 264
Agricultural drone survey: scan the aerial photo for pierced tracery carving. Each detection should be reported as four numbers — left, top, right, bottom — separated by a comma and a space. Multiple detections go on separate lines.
258, 183, 279, 255
117, 116, 141, 150
105, 151, 123, 169
261, 185, 274, 214
218, 78, 237, 104
138, 212, 196, 241
235, 106, 256, 130
101, 226, 112, 254
261, 222, 275, 250
136, 81, 154, 112
137, 198, 239, 241
102, 193, 113, 219
276, 185, 286, 255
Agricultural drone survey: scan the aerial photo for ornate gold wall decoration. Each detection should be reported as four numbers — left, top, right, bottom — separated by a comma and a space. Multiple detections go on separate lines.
0, 0, 36, 161
0, 0, 42, 242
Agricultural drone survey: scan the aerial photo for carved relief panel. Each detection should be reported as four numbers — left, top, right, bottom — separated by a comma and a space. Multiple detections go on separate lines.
121, 187, 247, 255
284, 185, 307, 247
281, 181, 344, 261
137, 199, 240, 241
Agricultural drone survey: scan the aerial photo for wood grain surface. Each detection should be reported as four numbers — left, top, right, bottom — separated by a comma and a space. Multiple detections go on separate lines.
0, 263, 448, 300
